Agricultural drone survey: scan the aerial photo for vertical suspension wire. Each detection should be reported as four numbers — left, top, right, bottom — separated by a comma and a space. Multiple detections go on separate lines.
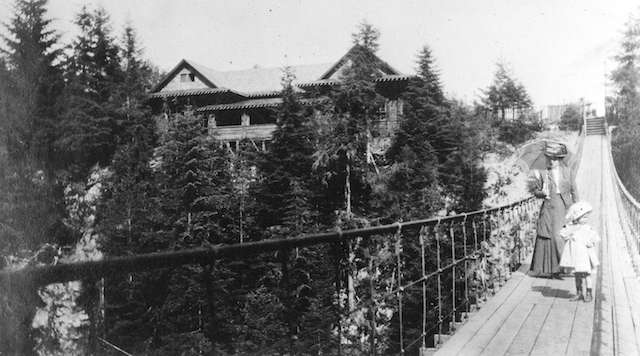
636, 205, 640, 253
472, 218, 479, 305
335, 242, 343, 356
394, 223, 404, 355
462, 214, 469, 315
482, 212, 490, 300
449, 221, 456, 331
419, 226, 428, 350
510, 206, 520, 269
368, 242, 376, 356
498, 208, 504, 282
482, 212, 488, 244
435, 220, 443, 345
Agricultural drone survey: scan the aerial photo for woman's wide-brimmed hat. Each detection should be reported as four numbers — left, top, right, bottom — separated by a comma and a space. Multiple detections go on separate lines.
566, 201, 593, 221
544, 141, 568, 158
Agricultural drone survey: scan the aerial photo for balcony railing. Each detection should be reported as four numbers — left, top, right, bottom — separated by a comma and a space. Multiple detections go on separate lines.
210, 123, 276, 141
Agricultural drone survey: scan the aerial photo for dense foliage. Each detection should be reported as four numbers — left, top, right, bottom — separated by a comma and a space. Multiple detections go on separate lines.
0, 3, 535, 353
478, 62, 542, 147
558, 105, 582, 131
609, 14, 640, 199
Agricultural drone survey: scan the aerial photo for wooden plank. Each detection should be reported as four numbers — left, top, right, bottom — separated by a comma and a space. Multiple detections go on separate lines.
565, 301, 596, 355
448, 276, 537, 355
478, 302, 535, 356
529, 299, 578, 355
503, 289, 558, 355
434, 271, 532, 356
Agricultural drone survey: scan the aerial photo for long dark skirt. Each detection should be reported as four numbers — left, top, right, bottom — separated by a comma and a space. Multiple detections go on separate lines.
530, 235, 561, 275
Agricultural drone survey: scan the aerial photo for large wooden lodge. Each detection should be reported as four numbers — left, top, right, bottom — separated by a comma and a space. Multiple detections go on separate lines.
148, 45, 411, 149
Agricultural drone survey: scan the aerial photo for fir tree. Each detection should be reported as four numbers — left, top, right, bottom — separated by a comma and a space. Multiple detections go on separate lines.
253, 69, 335, 351
313, 23, 385, 219
0, 0, 66, 251
481, 62, 532, 122
255, 68, 317, 230
1, 0, 63, 168
153, 111, 242, 352
57, 6, 124, 176
416, 46, 445, 105
611, 15, 640, 125
99, 114, 160, 351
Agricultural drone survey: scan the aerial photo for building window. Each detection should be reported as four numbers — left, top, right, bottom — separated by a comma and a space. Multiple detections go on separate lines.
180, 72, 195, 82
376, 103, 387, 121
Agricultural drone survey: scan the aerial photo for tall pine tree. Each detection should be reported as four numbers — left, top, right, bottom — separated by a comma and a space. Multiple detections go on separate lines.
0, 0, 65, 250
313, 21, 385, 219
151, 110, 242, 353
57, 6, 124, 176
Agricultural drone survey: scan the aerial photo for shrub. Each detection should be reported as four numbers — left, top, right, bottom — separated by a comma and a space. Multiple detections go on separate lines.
558, 105, 582, 131
497, 115, 544, 146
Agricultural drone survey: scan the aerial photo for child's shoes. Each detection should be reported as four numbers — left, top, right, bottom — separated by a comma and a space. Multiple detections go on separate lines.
584, 288, 593, 303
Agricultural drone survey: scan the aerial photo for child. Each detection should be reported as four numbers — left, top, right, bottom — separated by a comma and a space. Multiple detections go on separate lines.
559, 201, 600, 302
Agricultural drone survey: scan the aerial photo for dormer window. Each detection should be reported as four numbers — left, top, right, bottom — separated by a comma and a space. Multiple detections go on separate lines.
180, 72, 195, 82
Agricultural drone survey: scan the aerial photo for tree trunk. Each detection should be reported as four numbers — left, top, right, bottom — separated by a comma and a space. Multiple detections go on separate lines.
345, 163, 351, 217
347, 245, 355, 310
344, 163, 355, 310
202, 265, 217, 352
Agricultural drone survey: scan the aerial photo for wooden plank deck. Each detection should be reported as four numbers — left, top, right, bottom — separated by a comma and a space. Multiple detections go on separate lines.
435, 135, 640, 355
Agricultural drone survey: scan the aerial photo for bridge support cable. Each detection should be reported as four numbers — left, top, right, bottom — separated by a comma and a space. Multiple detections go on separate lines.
0, 197, 540, 355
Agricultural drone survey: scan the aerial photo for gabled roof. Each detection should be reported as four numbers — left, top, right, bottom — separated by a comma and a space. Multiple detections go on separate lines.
151, 45, 409, 97
150, 59, 218, 93
319, 44, 401, 79
189, 61, 333, 94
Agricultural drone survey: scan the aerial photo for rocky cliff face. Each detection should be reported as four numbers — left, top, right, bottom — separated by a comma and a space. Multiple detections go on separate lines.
29, 167, 108, 356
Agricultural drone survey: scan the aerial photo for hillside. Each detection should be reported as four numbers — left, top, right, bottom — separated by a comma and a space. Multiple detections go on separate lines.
483, 130, 581, 208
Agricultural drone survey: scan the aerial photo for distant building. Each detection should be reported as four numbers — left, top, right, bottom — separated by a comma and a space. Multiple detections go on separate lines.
148, 45, 412, 150
540, 104, 572, 124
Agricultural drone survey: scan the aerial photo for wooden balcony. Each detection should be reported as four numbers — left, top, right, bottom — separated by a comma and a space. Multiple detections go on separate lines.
210, 124, 276, 141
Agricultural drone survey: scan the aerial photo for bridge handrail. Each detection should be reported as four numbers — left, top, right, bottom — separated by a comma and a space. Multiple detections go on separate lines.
0, 196, 536, 288
607, 127, 640, 263
608, 127, 640, 208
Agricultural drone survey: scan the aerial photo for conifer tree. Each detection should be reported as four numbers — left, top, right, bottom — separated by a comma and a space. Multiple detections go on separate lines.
611, 16, 640, 125
416, 46, 445, 105
152, 111, 241, 352
383, 45, 447, 221
1, 0, 63, 168
481, 62, 532, 122
0, 0, 66, 250
99, 114, 160, 350
313, 20, 385, 219
57, 6, 124, 176
252, 69, 336, 351
255, 69, 317, 230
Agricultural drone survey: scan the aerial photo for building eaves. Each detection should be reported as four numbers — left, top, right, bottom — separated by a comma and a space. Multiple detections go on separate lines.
197, 98, 316, 112
148, 88, 232, 98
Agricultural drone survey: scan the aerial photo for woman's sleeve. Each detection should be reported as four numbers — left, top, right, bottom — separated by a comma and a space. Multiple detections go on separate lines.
527, 170, 546, 198
569, 166, 579, 201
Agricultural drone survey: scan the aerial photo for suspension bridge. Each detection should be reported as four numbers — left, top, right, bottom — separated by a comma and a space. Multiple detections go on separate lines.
2, 117, 640, 355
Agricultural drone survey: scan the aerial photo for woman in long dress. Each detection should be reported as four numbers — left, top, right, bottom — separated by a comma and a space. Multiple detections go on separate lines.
529, 142, 579, 277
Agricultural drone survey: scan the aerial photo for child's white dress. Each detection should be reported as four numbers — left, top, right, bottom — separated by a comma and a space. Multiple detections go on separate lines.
559, 223, 600, 273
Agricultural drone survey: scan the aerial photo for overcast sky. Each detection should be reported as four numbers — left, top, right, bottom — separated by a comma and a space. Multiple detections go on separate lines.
1, 0, 638, 114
